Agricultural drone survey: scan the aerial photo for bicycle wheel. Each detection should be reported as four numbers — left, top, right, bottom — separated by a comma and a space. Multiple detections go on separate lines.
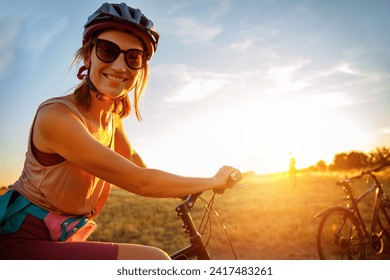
317, 208, 365, 260
378, 203, 390, 242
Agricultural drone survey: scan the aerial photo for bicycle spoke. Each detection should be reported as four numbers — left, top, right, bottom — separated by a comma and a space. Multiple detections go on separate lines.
317, 209, 365, 259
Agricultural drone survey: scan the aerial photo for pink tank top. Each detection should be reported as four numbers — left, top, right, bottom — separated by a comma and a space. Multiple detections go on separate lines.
11, 98, 114, 219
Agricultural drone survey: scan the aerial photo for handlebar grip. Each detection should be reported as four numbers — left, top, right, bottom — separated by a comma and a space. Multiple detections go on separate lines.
214, 171, 244, 194
229, 171, 243, 182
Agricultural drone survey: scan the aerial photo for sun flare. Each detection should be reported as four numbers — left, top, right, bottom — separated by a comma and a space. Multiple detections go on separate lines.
217, 91, 365, 174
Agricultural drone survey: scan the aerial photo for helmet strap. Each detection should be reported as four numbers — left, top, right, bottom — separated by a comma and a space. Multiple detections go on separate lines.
77, 65, 125, 102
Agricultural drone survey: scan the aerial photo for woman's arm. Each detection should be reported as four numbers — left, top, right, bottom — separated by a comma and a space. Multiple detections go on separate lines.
114, 116, 147, 168
34, 103, 238, 198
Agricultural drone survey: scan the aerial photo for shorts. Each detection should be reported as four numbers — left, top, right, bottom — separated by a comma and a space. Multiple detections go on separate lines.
0, 214, 119, 260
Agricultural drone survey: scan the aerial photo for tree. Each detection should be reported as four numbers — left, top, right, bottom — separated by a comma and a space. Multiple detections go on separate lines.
330, 151, 369, 170
347, 151, 369, 169
304, 146, 390, 172
315, 160, 327, 172
368, 146, 390, 166
331, 152, 349, 170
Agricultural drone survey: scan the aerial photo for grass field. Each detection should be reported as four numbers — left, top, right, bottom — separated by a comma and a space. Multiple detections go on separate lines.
89, 171, 390, 260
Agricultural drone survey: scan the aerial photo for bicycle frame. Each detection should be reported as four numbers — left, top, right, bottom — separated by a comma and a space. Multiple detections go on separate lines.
169, 193, 211, 260
339, 170, 387, 241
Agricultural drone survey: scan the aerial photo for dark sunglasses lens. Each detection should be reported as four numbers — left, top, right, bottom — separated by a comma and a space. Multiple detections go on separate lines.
125, 50, 145, 69
96, 40, 120, 63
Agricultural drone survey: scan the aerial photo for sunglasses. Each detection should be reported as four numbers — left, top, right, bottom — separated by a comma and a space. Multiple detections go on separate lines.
93, 39, 147, 70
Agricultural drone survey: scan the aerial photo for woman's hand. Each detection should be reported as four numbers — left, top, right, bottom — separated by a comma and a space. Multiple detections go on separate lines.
212, 166, 242, 193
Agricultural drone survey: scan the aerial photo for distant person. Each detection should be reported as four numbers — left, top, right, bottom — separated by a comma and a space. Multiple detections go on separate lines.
289, 154, 297, 187
0, 2, 240, 260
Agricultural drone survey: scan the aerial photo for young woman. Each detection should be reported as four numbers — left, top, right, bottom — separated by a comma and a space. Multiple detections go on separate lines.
0, 3, 239, 260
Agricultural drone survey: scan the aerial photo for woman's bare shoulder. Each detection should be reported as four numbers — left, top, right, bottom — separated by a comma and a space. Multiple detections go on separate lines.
35, 99, 86, 139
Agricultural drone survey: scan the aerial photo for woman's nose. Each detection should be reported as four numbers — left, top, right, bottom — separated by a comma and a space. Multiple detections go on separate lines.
111, 53, 127, 72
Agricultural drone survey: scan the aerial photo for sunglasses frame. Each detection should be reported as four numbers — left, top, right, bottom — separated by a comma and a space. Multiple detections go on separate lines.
92, 38, 147, 70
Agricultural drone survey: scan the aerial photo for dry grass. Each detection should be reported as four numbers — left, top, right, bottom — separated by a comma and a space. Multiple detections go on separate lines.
89, 171, 390, 259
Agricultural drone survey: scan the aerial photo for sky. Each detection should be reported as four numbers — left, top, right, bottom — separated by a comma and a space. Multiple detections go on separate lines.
0, 0, 390, 186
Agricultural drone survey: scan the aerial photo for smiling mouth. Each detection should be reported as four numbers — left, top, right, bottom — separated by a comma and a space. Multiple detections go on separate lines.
104, 74, 127, 83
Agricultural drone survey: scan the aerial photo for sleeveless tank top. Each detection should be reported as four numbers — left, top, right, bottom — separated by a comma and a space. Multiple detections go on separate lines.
10, 98, 114, 219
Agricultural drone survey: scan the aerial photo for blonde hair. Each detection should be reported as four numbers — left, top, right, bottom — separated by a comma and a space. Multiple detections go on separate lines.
72, 36, 149, 120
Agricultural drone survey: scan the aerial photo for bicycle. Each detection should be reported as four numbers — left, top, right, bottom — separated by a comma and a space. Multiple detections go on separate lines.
170, 171, 244, 260
315, 164, 390, 260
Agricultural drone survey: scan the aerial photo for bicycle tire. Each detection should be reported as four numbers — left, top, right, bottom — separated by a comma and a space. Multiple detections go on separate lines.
378, 204, 390, 243
317, 208, 365, 260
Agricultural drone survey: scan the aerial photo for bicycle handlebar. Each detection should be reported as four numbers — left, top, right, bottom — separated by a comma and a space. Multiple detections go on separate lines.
183, 171, 243, 208
229, 171, 243, 182
369, 163, 390, 173
335, 163, 390, 186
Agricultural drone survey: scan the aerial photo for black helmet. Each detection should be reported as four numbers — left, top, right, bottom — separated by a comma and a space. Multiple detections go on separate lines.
83, 2, 159, 60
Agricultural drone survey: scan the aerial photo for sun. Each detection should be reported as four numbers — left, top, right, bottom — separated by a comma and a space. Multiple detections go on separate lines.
218, 91, 364, 174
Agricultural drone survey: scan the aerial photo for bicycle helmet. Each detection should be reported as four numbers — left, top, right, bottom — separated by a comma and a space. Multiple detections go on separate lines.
83, 2, 159, 60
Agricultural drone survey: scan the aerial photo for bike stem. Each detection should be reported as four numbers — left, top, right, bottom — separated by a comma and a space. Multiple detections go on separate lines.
175, 194, 211, 260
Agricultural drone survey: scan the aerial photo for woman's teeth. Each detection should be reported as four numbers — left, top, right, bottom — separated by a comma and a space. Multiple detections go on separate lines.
105, 74, 125, 82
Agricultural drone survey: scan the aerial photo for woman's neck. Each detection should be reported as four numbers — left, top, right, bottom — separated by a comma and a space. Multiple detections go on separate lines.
88, 92, 115, 130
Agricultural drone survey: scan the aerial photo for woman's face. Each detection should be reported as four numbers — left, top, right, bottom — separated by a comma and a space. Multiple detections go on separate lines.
86, 29, 144, 99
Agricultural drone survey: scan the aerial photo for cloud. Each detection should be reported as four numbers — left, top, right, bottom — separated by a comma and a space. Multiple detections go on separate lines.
229, 39, 254, 53
229, 39, 279, 59
265, 59, 313, 92
154, 64, 233, 103
257, 46, 280, 59
21, 16, 69, 58
262, 56, 384, 99
0, 17, 20, 78
334, 62, 362, 76
0, 10, 69, 78
161, 16, 222, 44
156, 0, 229, 44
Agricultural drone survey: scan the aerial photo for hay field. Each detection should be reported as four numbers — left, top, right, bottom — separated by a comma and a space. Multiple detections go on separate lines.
89, 171, 390, 260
